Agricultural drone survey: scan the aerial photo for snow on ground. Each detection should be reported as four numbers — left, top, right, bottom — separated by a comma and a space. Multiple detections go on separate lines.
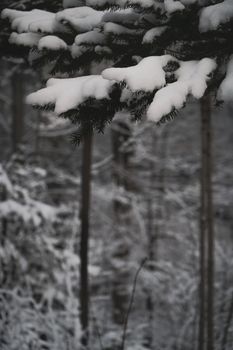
26, 75, 115, 114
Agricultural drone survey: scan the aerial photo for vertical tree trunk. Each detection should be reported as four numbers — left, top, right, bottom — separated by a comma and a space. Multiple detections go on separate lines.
111, 118, 132, 325
0, 186, 8, 286
199, 95, 214, 350
221, 291, 233, 350
79, 132, 93, 349
11, 71, 24, 152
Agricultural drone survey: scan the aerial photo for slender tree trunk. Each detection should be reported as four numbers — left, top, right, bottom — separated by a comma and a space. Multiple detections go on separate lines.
11, 71, 24, 152
79, 132, 93, 349
0, 187, 8, 286
221, 291, 233, 350
199, 95, 214, 350
111, 118, 132, 325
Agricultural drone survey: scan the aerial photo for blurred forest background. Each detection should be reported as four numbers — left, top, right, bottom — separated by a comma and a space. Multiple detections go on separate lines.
0, 2, 233, 350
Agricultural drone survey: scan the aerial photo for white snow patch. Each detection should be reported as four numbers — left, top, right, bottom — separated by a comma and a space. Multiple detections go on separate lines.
71, 30, 105, 57
142, 26, 167, 44
104, 22, 142, 36
217, 56, 233, 102
75, 30, 105, 45
26, 75, 115, 115
1, 8, 67, 34
56, 7, 104, 33
102, 55, 176, 92
147, 58, 216, 122
199, 0, 233, 32
38, 35, 68, 51
164, 0, 185, 14
9, 32, 43, 47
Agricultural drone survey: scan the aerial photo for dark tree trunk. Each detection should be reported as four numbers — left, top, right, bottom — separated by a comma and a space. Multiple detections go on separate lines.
199, 95, 214, 350
221, 292, 233, 350
79, 132, 93, 348
0, 187, 8, 286
111, 119, 132, 325
11, 71, 24, 152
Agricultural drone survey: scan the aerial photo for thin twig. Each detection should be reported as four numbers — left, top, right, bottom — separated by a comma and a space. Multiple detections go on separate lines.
121, 258, 148, 350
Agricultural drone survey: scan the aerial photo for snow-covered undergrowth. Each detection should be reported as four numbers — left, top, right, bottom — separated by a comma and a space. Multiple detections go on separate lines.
0, 158, 82, 350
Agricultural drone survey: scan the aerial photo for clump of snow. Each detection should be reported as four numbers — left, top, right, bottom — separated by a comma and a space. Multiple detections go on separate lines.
38, 36, 68, 51
217, 56, 233, 102
104, 22, 142, 36
71, 30, 105, 57
102, 9, 139, 26
94, 45, 112, 55
102, 55, 176, 92
142, 26, 167, 44
164, 0, 185, 14
1, 8, 28, 21
199, 0, 233, 32
1, 8, 67, 34
75, 30, 105, 46
147, 58, 216, 122
9, 32, 43, 47
26, 75, 115, 115
56, 7, 104, 33
71, 43, 89, 58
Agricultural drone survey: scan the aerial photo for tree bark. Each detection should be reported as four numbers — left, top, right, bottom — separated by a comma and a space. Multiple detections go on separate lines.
221, 291, 233, 350
11, 70, 24, 152
79, 132, 93, 349
199, 95, 214, 350
111, 119, 132, 325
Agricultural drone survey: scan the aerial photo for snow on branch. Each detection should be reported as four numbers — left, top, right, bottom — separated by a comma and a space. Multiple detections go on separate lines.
9, 32, 43, 48
26, 75, 115, 115
147, 58, 216, 122
2, 8, 68, 34
102, 55, 176, 92
217, 55, 233, 102
199, 0, 233, 32
56, 7, 104, 33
